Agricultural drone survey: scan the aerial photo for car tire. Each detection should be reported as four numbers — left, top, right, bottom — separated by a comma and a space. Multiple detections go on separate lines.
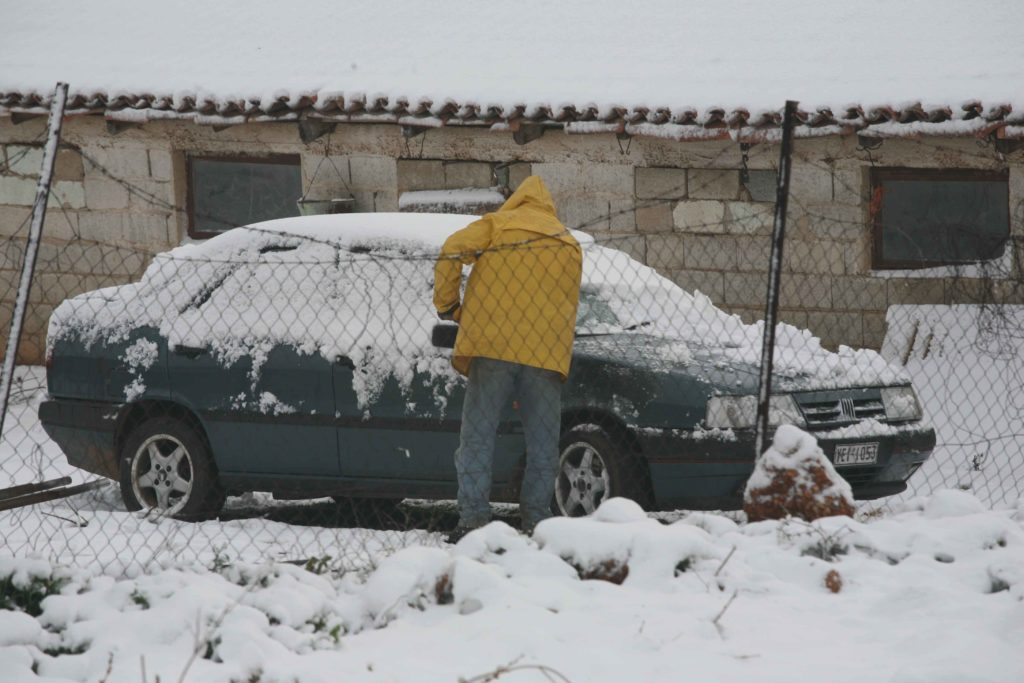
552, 424, 650, 517
119, 416, 225, 520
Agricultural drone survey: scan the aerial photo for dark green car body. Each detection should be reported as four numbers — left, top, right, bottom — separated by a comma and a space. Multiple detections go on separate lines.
40, 321, 935, 511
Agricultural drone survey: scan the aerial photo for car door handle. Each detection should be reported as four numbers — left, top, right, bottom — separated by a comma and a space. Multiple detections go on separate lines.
334, 355, 355, 369
173, 345, 208, 359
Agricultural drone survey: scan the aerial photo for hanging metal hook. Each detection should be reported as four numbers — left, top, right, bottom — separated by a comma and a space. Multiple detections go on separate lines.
616, 131, 633, 156
299, 130, 353, 203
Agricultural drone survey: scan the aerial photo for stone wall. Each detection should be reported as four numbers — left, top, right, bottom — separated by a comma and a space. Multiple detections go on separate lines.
2, 114, 1022, 364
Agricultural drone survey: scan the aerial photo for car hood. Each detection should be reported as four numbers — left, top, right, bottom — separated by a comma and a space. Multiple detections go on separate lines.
572, 332, 908, 394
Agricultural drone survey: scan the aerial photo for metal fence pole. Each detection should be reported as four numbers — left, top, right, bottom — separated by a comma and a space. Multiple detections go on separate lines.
753, 100, 798, 459
0, 82, 69, 440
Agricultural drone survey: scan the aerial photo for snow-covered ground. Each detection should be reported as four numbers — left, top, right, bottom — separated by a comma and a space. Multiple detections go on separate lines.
0, 368, 73, 489
3, 302, 1023, 680
881, 305, 1024, 509
1, 495, 1022, 683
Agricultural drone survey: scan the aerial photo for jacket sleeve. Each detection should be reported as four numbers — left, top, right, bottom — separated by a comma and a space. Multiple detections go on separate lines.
433, 216, 495, 315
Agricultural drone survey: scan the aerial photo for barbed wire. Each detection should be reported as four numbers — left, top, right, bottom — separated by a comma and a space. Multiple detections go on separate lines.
7, 141, 766, 265
1, 129, 1022, 572
0, 130, 48, 176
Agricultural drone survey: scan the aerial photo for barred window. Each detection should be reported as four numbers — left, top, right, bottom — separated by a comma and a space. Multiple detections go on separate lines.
871, 168, 1010, 269
187, 155, 302, 238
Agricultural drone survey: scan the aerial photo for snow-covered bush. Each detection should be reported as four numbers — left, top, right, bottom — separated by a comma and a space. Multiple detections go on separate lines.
744, 424, 855, 522
532, 497, 719, 584
0, 558, 71, 617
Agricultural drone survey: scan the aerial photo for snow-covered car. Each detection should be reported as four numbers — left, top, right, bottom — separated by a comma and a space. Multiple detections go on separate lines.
39, 213, 935, 519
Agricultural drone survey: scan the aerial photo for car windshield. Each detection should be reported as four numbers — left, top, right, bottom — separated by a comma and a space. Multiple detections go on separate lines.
575, 287, 649, 334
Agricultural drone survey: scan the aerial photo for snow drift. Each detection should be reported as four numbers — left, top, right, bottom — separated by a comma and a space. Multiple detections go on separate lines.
1, 492, 1022, 682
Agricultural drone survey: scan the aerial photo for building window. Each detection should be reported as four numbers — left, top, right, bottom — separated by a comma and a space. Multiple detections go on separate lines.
395, 159, 514, 215
871, 168, 1010, 269
187, 155, 302, 237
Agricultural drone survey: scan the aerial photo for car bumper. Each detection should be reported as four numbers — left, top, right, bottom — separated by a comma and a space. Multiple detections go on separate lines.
637, 423, 936, 510
38, 398, 122, 480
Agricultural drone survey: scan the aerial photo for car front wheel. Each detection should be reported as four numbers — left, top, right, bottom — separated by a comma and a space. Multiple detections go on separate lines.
119, 416, 225, 520
553, 425, 648, 517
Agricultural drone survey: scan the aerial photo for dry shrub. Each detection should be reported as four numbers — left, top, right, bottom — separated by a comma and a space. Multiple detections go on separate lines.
745, 426, 855, 523
746, 461, 855, 522
576, 559, 629, 584
434, 572, 454, 605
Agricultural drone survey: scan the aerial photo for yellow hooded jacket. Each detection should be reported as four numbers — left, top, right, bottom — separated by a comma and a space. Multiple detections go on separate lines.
433, 176, 582, 380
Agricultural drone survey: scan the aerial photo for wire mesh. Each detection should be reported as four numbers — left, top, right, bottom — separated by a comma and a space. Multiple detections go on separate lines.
1, 131, 1021, 576
786, 135, 1024, 513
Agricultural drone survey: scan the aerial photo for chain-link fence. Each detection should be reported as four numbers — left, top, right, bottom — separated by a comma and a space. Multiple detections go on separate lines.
2, 123, 1022, 576
786, 133, 1024, 513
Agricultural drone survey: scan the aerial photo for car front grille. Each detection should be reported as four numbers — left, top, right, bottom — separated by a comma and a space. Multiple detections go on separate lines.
795, 393, 886, 429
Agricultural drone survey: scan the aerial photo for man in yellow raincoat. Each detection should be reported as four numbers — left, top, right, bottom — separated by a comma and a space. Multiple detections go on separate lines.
434, 176, 582, 539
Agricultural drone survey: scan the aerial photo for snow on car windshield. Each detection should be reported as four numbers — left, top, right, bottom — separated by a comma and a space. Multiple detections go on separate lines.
49, 213, 906, 408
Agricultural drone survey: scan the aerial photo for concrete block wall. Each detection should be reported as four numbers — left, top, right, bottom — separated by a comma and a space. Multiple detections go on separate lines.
1, 119, 171, 363
622, 139, 1024, 350
3, 114, 1023, 364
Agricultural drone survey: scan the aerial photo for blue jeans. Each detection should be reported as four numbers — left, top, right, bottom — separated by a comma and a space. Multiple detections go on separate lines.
455, 357, 562, 529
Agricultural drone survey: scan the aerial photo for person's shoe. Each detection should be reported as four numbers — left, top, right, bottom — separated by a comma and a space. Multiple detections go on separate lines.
520, 517, 545, 536
444, 525, 477, 544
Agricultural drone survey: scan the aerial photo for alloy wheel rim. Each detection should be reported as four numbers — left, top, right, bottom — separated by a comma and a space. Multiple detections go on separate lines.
555, 441, 611, 517
131, 434, 194, 514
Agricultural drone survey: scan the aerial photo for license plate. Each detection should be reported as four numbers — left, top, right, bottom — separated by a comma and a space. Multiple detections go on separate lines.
834, 442, 879, 466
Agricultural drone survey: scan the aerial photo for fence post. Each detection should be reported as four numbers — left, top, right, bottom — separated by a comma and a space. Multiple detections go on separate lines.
0, 82, 69, 441
753, 100, 798, 460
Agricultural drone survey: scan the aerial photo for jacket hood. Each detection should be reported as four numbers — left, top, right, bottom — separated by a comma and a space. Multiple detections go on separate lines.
499, 175, 558, 217
494, 175, 573, 240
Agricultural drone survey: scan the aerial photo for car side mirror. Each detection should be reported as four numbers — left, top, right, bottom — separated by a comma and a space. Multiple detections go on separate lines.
431, 323, 459, 349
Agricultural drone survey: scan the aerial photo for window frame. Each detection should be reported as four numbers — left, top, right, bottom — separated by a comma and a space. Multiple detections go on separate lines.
870, 167, 1010, 270
186, 153, 303, 239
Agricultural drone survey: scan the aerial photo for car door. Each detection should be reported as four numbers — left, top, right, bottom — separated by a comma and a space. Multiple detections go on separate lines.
333, 350, 525, 485
166, 251, 339, 479
168, 342, 338, 478
48, 324, 170, 404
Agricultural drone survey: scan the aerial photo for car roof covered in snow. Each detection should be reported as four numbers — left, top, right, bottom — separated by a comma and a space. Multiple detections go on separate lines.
169, 213, 596, 262
49, 212, 908, 403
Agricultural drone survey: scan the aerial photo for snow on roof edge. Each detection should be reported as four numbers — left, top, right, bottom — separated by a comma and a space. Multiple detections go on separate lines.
2, 89, 1021, 140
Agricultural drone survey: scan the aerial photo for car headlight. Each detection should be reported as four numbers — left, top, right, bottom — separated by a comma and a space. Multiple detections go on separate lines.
880, 386, 923, 421
705, 394, 806, 429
